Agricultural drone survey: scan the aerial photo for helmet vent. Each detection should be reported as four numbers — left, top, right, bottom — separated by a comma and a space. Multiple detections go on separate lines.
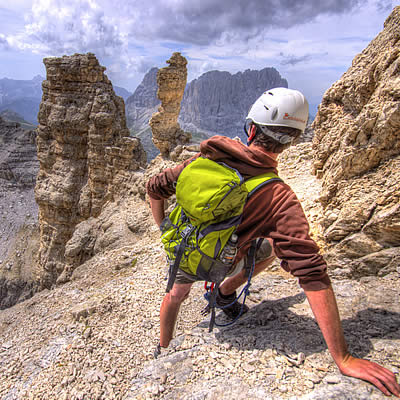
264, 105, 269, 111
271, 107, 278, 120
267, 91, 274, 96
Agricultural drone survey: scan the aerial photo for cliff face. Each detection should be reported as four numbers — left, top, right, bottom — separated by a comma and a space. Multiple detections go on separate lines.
312, 6, 400, 277
35, 53, 146, 288
149, 53, 190, 157
180, 68, 288, 139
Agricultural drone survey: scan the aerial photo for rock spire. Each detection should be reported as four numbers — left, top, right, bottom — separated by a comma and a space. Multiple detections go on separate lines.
149, 52, 190, 157
35, 53, 146, 288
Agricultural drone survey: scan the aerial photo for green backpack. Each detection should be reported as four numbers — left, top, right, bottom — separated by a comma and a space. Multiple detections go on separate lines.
160, 156, 281, 293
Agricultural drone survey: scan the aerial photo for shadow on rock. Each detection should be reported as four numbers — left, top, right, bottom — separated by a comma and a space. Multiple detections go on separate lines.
211, 293, 400, 359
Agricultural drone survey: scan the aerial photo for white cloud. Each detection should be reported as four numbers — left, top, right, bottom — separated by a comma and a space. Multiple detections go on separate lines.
0, 0, 395, 109
4, 0, 366, 59
0, 34, 9, 50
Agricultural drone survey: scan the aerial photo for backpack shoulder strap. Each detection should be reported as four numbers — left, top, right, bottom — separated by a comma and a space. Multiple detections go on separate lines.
245, 172, 282, 197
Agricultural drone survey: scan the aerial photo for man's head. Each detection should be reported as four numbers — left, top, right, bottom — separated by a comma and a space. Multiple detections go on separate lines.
244, 87, 309, 153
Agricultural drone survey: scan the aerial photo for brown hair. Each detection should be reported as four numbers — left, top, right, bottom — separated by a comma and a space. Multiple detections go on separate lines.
252, 124, 302, 153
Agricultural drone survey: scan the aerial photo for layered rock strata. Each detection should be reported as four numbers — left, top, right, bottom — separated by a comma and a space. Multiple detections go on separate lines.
312, 6, 400, 277
149, 53, 190, 157
35, 53, 146, 288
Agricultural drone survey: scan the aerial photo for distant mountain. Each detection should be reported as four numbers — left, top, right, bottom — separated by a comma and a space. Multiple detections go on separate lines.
0, 76, 43, 124
180, 68, 288, 140
113, 85, 132, 101
125, 67, 160, 132
0, 75, 43, 101
125, 66, 289, 156
125, 68, 161, 159
0, 75, 132, 124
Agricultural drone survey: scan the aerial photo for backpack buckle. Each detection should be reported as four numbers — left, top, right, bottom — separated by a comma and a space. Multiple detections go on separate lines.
180, 225, 195, 239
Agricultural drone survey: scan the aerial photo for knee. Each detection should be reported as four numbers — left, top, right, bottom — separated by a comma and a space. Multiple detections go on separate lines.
167, 286, 191, 305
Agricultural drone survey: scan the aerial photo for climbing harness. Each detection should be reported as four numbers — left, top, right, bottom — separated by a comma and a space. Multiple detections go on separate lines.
202, 239, 261, 331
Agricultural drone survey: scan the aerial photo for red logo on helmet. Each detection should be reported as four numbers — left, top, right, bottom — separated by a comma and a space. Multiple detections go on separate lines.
283, 113, 305, 124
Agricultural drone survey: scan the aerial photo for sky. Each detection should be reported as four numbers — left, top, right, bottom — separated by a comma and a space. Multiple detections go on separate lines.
0, 0, 397, 114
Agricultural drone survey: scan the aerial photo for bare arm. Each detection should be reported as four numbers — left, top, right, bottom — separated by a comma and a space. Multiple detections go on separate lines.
305, 286, 400, 397
149, 197, 165, 227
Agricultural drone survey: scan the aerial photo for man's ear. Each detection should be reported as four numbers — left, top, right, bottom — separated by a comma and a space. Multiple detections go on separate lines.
247, 124, 257, 144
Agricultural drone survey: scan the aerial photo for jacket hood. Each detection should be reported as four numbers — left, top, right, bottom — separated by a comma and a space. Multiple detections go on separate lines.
200, 135, 278, 178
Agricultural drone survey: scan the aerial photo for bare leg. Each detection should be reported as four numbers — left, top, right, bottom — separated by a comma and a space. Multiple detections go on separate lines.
159, 282, 193, 347
219, 254, 275, 296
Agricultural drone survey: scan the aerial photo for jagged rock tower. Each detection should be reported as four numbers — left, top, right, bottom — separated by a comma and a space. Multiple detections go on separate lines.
35, 53, 146, 288
149, 52, 190, 157
312, 7, 400, 277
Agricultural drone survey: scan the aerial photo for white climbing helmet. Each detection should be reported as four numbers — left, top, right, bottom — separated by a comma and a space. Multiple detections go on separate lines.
246, 87, 309, 133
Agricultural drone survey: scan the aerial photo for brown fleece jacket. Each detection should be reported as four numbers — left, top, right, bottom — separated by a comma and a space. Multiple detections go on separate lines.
146, 136, 331, 291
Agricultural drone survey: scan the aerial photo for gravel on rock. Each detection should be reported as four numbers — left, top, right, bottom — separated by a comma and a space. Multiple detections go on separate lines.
0, 143, 399, 399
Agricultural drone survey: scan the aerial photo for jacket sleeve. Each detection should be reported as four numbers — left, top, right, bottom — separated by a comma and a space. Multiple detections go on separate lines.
146, 156, 197, 200
240, 181, 331, 291
269, 183, 331, 291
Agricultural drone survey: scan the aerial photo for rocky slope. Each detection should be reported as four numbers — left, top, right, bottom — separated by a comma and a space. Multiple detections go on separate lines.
0, 109, 37, 130
0, 142, 398, 400
312, 6, 400, 278
1, 9, 400, 396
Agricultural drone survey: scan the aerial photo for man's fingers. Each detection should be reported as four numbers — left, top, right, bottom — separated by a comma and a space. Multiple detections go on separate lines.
361, 366, 400, 397
371, 364, 400, 397
340, 358, 400, 397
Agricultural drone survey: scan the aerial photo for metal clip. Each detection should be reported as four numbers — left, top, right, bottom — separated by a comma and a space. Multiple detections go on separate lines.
180, 225, 194, 239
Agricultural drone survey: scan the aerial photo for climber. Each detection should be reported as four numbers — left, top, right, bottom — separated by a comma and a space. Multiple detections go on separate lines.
147, 87, 400, 397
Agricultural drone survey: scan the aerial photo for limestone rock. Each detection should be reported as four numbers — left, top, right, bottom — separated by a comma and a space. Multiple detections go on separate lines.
35, 53, 146, 288
149, 53, 190, 157
312, 7, 400, 274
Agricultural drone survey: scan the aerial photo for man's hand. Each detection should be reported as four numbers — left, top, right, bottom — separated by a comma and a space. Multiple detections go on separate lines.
305, 286, 400, 397
338, 354, 400, 397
